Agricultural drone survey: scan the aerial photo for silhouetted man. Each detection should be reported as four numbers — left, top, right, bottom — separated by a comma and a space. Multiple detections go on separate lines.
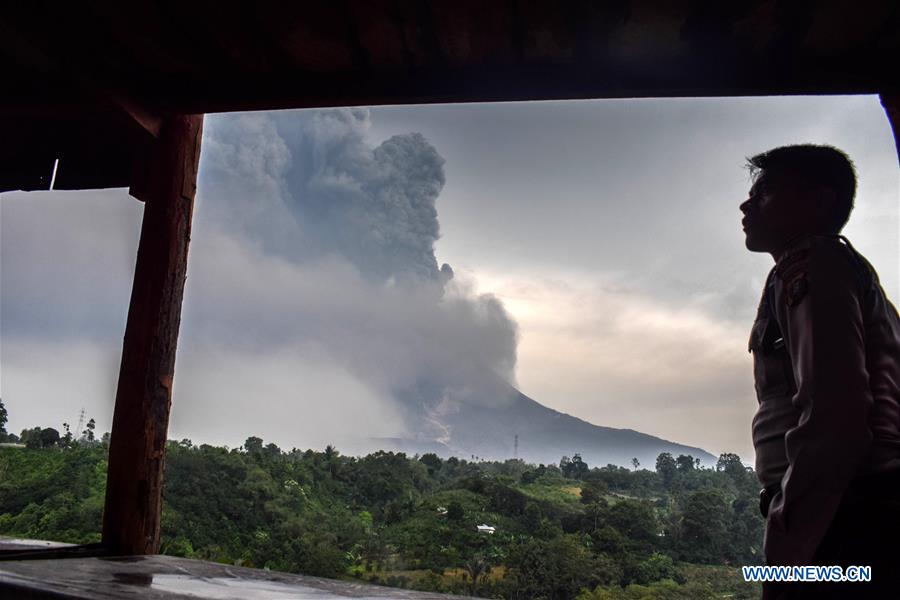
741, 144, 900, 599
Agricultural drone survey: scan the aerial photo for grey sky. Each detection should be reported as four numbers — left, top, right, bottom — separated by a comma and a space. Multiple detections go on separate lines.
368, 95, 899, 459
1, 94, 897, 463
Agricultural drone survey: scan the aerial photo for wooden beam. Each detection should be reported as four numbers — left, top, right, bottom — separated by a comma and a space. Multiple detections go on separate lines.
102, 114, 203, 555
109, 91, 163, 139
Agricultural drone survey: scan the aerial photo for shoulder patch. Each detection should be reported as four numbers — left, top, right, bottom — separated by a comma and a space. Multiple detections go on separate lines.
782, 271, 809, 307
775, 248, 809, 283
776, 248, 811, 308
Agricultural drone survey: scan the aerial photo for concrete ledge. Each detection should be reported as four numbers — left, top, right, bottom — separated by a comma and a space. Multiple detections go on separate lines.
0, 554, 474, 599
0, 536, 75, 551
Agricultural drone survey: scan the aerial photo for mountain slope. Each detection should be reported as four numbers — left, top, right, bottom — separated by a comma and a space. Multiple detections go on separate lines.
378, 377, 717, 468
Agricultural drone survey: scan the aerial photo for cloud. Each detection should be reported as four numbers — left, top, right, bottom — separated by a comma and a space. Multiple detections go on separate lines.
181, 227, 518, 403
369, 95, 897, 307
1, 109, 520, 449
0, 339, 121, 436
470, 266, 758, 458
200, 110, 450, 285
0, 189, 142, 342
191, 108, 517, 392
169, 342, 404, 452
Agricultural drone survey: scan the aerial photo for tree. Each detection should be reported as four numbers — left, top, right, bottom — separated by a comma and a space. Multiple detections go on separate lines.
591, 525, 625, 557
84, 419, 96, 443
263, 442, 281, 459
483, 480, 527, 516
655, 453, 677, 487
580, 479, 608, 505
244, 436, 264, 454
675, 454, 695, 472
507, 535, 619, 599
626, 552, 683, 585
0, 432, 763, 595
62, 422, 74, 448
677, 489, 729, 563
716, 453, 747, 483
523, 502, 543, 529
20, 427, 43, 448
0, 397, 8, 441
419, 453, 442, 476
520, 469, 539, 484
631, 457, 640, 470
561, 453, 589, 479
726, 495, 764, 564
446, 501, 465, 522
40, 427, 61, 448
18, 426, 61, 448
607, 499, 658, 550
348, 451, 425, 518
462, 553, 491, 594
572, 454, 589, 479
323, 444, 341, 478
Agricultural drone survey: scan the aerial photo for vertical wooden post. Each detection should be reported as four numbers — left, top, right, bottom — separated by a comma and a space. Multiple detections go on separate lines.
881, 93, 900, 168
102, 114, 203, 555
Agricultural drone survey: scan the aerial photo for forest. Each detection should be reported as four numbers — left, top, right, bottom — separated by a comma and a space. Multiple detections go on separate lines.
0, 405, 762, 599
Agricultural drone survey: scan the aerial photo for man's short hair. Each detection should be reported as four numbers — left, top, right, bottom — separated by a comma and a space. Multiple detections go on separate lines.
746, 144, 857, 233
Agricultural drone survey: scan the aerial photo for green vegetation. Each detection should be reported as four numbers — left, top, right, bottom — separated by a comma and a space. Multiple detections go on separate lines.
0, 398, 7, 440
0, 419, 762, 599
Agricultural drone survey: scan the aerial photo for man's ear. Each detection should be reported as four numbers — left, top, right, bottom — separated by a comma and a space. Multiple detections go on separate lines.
811, 187, 837, 228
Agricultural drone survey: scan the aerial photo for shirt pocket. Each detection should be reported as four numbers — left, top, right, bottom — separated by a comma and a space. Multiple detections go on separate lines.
749, 318, 769, 396
749, 317, 793, 397
748, 317, 768, 354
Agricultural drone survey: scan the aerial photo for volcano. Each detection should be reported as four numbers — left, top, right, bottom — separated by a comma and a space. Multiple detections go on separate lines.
373, 375, 717, 468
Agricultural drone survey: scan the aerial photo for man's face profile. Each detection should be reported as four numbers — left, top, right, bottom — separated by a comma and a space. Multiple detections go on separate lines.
740, 172, 818, 256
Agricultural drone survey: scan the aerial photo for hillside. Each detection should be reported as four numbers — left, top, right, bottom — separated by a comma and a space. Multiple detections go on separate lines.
0, 442, 762, 599
382, 377, 716, 468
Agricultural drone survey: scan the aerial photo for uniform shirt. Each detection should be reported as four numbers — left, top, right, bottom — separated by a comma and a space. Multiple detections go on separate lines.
749, 234, 900, 565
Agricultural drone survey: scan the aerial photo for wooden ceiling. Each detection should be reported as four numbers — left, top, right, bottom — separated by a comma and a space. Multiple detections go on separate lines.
2, 0, 898, 192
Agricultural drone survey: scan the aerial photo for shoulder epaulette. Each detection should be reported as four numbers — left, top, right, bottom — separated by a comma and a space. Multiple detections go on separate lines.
775, 248, 810, 308
775, 248, 809, 283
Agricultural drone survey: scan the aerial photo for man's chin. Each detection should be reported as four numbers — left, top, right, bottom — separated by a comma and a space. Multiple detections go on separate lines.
743, 233, 767, 253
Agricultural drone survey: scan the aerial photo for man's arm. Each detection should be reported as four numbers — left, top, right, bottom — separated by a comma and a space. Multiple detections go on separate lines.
764, 238, 873, 565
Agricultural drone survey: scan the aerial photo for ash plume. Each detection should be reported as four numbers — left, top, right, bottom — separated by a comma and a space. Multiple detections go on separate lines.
185, 108, 519, 446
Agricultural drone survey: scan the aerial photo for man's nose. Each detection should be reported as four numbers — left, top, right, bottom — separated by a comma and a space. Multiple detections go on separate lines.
739, 198, 752, 213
